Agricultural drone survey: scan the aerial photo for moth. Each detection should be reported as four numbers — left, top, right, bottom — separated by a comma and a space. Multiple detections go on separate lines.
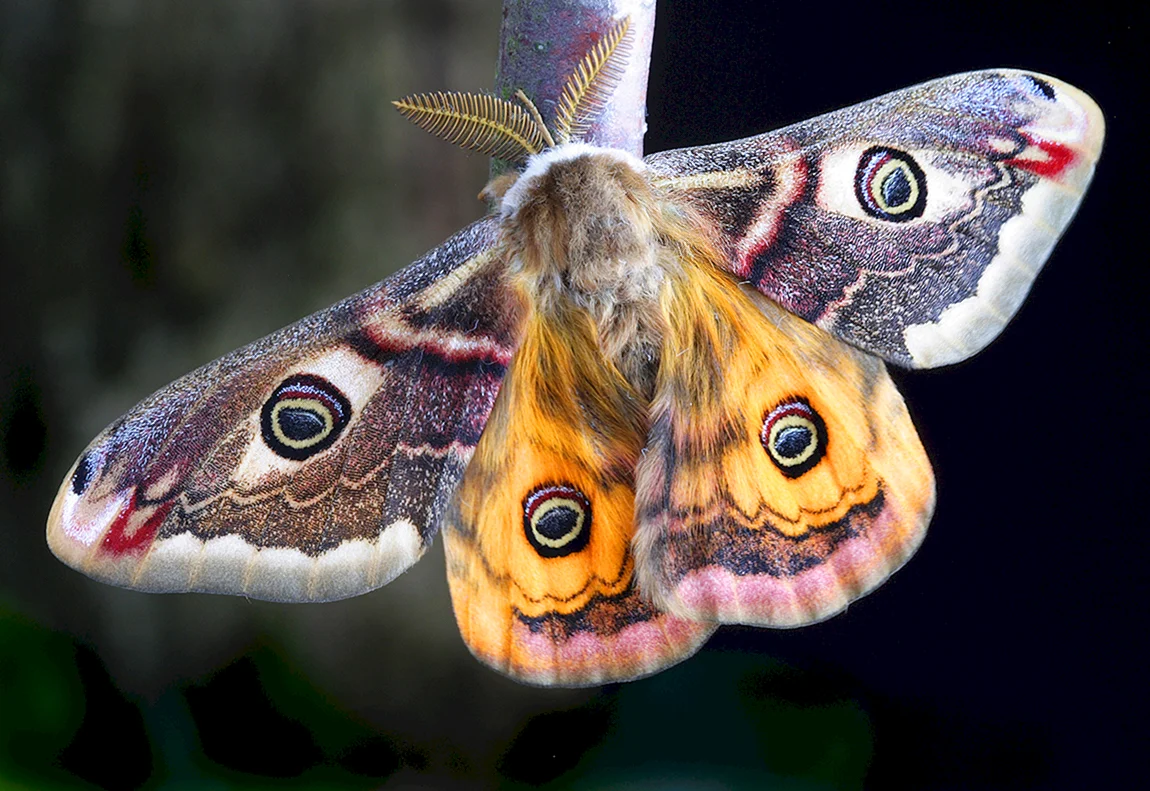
47, 18, 1103, 686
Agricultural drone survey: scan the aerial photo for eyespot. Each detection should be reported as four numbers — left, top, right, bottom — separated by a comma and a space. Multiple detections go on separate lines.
523, 484, 591, 558
1022, 74, 1056, 101
260, 374, 352, 460
71, 451, 96, 495
855, 147, 926, 222
761, 398, 827, 478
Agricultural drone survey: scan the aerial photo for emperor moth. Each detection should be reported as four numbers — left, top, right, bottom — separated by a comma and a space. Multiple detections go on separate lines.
47, 17, 1103, 686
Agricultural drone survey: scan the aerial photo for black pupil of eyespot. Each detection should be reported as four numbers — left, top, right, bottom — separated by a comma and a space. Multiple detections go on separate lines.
71, 452, 95, 495
775, 426, 813, 458
881, 167, 911, 207
278, 407, 325, 441
536, 506, 579, 540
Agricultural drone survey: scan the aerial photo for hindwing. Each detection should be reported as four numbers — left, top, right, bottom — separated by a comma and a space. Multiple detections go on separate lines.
444, 299, 714, 686
634, 260, 935, 626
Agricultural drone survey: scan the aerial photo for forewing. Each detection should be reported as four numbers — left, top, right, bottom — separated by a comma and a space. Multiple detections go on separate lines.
647, 70, 1104, 367
634, 262, 935, 626
48, 217, 525, 602
444, 302, 714, 686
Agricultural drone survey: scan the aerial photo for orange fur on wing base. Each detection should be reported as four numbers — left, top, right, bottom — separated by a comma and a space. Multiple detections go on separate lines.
443, 295, 713, 686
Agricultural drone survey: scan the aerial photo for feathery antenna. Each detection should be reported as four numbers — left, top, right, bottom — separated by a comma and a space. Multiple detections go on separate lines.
393, 16, 632, 160
515, 90, 556, 150
391, 92, 548, 163
552, 17, 632, 145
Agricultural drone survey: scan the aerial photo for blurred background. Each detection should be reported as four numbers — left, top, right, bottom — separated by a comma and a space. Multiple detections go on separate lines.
0, 0, 1140, 788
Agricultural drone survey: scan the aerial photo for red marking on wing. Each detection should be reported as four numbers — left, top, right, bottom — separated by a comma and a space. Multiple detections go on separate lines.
101, 492, 173, 556
735, 152, 808, 278
277, 382, 346, 419
1007, 133, 1076, 179
365, 326, 515, 367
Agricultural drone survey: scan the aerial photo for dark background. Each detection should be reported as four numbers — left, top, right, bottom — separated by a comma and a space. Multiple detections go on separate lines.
1, 1, 1141, 788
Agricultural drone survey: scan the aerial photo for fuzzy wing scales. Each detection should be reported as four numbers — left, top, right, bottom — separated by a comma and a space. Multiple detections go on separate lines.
48, 217, 525, 602
647, 69, 1104, 368
443, 302, 714, 686
634, 262, 935, 626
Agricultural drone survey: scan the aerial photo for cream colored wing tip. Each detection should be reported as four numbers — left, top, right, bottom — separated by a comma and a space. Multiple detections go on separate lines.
1013, 70, 1105, 159
45, 457, 94, 571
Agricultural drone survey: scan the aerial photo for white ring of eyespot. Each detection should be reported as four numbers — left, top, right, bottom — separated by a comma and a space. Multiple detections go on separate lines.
269, 398, 335, 450
869, 158, 920, 215
529, 496, 587, 549
767, 414, 820, 467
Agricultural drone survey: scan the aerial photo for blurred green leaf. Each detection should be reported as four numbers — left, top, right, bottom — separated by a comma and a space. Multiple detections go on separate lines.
0, 603, 86, 787
502, 651, 874, 790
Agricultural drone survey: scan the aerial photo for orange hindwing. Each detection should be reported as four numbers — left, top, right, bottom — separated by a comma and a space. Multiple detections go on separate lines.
444, 296, 713, 686
634, 260, 936, 626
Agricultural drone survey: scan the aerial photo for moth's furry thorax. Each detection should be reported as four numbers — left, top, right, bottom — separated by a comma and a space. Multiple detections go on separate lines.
497, 144, 681, 398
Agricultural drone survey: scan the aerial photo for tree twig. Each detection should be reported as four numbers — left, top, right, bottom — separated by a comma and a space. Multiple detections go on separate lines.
493, 0, 656, 172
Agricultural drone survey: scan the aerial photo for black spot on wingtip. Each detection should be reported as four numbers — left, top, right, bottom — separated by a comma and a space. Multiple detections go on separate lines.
1023, 74, 1057, 101
71, 452, 96, 495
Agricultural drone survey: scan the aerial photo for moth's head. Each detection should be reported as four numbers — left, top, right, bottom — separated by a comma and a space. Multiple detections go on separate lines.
497, 143, 649, 220
495, 143, 661, 287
